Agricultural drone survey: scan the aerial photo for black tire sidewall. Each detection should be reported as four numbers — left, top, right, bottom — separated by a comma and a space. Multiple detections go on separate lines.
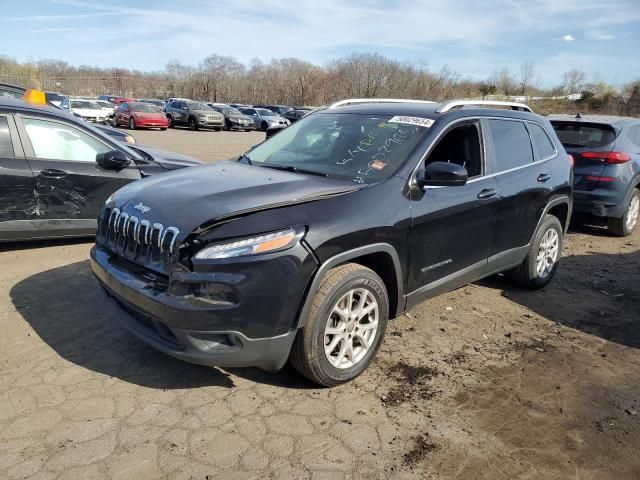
309, 271, 389, 383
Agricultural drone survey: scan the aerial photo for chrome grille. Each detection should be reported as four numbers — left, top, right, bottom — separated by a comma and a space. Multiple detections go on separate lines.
99, 207, 180, 263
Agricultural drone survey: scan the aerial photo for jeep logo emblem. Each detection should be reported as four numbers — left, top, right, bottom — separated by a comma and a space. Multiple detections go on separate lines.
133, 202, 151, 214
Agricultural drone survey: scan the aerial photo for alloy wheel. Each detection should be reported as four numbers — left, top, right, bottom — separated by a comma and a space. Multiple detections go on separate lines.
626, 194, 639, 232
536, 228, 559, 278
323, 288, 379, 369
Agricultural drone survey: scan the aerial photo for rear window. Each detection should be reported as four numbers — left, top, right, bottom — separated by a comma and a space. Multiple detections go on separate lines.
551, 122, 616, 148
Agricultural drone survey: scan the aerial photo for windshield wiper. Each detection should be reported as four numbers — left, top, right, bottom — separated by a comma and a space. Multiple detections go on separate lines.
237, 153, 253, 165
258, 163, 329, 178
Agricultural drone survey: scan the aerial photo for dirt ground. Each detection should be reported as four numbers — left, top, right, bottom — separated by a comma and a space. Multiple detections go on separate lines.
1, 128, 639, 479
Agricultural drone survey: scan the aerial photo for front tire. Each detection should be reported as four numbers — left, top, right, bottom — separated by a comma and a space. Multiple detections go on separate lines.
129, 118, 136, 130
289, 263, 389, 386
261, 121, 268, 132
509, 214, 563, 289
608, 189, 639, 237
167, 116, 174, 128
188, 118, 198, 131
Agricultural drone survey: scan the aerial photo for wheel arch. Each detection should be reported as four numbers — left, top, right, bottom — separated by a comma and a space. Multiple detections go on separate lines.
534, 196, 572, 236
296, 243, 404, 329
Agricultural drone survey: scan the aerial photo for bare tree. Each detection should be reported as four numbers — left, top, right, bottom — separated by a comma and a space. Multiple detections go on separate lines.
562, 69, 586, 95
519, 61, 535, 97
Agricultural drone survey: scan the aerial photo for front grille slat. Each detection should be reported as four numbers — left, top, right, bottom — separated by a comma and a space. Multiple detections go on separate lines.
98, 207, 180, 268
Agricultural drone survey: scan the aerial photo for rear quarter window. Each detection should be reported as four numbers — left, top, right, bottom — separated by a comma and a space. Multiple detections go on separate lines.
528, 123, 556, 159
551, 122, 616, 148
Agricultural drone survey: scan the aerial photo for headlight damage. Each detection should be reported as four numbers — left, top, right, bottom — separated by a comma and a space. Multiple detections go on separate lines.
194, 227, 303, 260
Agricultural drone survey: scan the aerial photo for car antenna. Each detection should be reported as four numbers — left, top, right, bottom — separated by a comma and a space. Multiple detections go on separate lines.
575, 112, 582, 119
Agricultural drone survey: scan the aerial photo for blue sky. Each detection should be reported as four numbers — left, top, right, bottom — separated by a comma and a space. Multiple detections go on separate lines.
2, 0, 639, 86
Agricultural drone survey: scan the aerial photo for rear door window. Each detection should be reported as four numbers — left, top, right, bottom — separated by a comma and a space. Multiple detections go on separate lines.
0, 116, 15, 157
550, 122, 616, 148
528, 123, 556, 159
488, 119, 534, 171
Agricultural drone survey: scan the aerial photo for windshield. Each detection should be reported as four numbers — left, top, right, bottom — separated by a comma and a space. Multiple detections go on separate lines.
186, 101, 210, 110
45, 92, 64, 102
246, 113, 428, 184
551, 121, 617, 148
140, 99, 163, 106
131, 103, 161, 113
71, 100, 99, 109
256, 108, 275, 116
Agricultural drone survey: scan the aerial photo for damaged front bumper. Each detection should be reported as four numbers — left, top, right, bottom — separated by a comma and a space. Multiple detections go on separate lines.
90, 243, 316, 371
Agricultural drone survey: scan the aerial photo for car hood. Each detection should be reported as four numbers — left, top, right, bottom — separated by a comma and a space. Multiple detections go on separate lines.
132, 112, 166, 120
110, 161, 360, 239
73, 108, 106, 117
130, 144, 203, 169
193, 109, 223, 117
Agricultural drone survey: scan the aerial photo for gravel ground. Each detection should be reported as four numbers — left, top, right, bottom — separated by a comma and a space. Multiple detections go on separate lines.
1, 128, 639, 479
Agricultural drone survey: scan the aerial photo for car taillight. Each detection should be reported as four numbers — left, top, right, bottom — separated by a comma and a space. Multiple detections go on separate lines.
581, 151, 631, 164
567, 154, 574, 168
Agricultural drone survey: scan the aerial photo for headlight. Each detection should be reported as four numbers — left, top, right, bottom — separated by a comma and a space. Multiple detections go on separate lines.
125, 135, 136, 144
105, 192, 116, 205
194, 227, 302, 260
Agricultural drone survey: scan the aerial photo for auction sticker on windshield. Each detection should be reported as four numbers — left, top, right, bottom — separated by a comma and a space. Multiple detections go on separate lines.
389, 116, 434, 128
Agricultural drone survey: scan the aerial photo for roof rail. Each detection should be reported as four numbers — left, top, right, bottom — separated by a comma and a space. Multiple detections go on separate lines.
328, 98, 436, 109
436, 100, 533, 113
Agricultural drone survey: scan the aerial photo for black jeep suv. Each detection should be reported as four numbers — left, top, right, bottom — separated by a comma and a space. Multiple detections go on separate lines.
90, 99, 572, 386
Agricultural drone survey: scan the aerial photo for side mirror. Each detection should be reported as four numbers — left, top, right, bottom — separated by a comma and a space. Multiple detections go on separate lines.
96, 150, 131, 171
416, 161, 468, 188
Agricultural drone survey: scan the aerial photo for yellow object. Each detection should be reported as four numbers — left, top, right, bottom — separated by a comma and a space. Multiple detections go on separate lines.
22, 89, 47, 105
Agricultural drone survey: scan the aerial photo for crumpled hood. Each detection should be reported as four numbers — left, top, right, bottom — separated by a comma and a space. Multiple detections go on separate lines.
110, 161, 360, 240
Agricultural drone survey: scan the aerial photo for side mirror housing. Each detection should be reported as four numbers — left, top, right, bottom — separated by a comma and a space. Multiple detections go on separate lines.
416, 161, 468, 188
97, 150, 131, 171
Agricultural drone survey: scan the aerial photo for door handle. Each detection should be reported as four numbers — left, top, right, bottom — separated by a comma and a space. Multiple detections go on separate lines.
537, 173, 551, 182
40, 169, 68, 179
477, 188, 498, 199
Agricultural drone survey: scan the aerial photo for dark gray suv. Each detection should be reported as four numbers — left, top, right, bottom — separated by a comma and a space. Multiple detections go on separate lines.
165, 100, 225, 131
550, 115, 640, 236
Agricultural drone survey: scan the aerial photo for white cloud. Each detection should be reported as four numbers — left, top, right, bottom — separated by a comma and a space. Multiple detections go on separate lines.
560, 34, 576, 42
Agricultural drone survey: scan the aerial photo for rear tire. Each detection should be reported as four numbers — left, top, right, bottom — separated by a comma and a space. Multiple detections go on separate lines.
509, 214, 563, 289
608, 189, 639, 237
289, 263, 389, 387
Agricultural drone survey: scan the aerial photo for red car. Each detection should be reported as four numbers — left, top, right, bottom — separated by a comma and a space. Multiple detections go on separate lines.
112, 96, 135, 105
114, 102, 169, 130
